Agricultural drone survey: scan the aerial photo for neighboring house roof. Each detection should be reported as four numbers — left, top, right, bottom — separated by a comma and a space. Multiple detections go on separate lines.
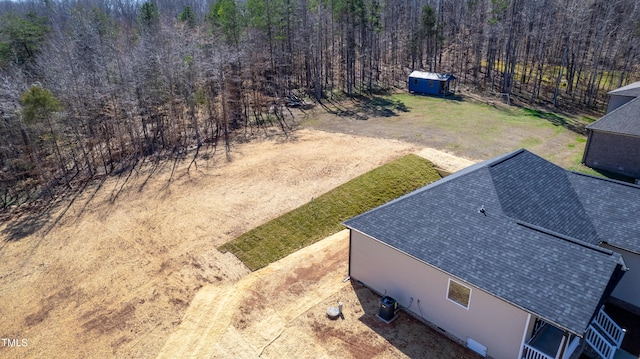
586, 96, 640, 136
344, 149, 634, 336
607, 81, 640, 98
569, 172, 640, 254
408, 70, 456, 81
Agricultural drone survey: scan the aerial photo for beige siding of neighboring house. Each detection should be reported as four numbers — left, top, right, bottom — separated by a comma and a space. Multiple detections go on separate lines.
583, 131, 640, 179
606, 95, 635, 113
349, 230, 530, 359
601, 244, 640, 309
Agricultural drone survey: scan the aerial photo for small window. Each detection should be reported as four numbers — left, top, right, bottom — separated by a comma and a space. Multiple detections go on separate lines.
428, 79, 434, 87
413, 78, 418, 85
447, 279, 471, 309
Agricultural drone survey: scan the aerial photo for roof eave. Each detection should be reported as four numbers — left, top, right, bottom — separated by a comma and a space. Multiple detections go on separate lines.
344, 226, 598, 337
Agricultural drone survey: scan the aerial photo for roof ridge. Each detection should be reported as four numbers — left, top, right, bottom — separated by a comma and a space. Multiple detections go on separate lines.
345, 149, 528, 226
487, 148, 527, 167
345, 155, 501, 224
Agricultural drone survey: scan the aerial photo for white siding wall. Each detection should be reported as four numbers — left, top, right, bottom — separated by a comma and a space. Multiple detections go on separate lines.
602, 244, 640, 308
350, 230, 530, 359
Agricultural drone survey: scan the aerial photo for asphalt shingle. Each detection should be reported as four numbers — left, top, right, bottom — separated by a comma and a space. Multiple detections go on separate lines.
586, 96, 640, 136
489, 151, 601, 243
570, 173, 640, 254
344, 149, 633, 335
607, 81, 640, 98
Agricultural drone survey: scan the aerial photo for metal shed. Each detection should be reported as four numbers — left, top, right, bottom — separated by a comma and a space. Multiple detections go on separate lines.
408, 71, 455, 96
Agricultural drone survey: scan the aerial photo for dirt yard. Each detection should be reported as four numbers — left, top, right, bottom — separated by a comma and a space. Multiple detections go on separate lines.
156, 230, 478, 359
0, 128, 477, 358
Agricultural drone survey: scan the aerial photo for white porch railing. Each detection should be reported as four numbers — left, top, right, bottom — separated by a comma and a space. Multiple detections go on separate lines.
592, 307, 626, 348
523, 307, 625, 359
522, 343, 555, 359
585, 325, 616, 359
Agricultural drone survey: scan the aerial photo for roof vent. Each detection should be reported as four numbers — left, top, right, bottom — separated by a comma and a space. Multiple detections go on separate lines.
478, 205, 486, 216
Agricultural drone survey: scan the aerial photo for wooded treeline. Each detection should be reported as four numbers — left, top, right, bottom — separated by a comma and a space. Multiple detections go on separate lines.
0, 0, 639, 209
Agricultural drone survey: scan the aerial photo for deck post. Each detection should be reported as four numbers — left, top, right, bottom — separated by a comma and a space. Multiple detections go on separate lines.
518, 314, 532, 359
554, 331, 568, 359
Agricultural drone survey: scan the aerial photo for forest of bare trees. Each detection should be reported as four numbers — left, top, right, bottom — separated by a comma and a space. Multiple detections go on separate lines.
0, 0, 639, 210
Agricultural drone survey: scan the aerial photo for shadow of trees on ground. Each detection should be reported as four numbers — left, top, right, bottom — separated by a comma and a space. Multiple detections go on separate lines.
356, 96, 410, 117
1, 176, 108, 242
523, 108, 587, 135
318, 98, 369, 120
318, 94, 411, 120
1, 198, 59, 242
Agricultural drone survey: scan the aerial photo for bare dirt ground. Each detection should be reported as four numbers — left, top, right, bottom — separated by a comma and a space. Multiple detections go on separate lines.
0, 128, 476, 358
157, 230, 478, 359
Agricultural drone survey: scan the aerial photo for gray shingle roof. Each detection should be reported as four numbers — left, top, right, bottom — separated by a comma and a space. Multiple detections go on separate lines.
569, 173, 640, 254
586, 96, 640, 136
489, 152, 600, 243
607, 81, 640, 98
344, 149, 633, 335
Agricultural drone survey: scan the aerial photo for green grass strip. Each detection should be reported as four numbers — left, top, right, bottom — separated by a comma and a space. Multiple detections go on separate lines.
219, 154, 442, 271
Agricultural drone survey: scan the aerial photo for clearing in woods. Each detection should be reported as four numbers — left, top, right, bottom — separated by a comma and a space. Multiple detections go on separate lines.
3, 92, 589, 358
302, 92, 594, 173
0, 128, 477, 358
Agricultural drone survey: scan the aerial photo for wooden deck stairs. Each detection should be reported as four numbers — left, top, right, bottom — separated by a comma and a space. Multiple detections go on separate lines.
585, 307, 627, 359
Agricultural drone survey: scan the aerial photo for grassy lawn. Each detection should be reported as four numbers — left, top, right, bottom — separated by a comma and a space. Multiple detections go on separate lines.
219, 154, 441, 271
304, 92, 594, 171
390, 93, 580, 134
393, 93, 600, 173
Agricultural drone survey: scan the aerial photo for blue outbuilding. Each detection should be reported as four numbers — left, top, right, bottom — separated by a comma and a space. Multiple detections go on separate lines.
408, 71, 456, 96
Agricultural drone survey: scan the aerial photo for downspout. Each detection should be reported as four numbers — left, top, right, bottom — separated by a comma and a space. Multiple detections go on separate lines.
347, 230, 353, 277
581, 129, 592, 165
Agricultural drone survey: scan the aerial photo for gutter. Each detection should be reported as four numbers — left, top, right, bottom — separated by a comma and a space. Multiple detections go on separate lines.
343, 226, 587, 337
